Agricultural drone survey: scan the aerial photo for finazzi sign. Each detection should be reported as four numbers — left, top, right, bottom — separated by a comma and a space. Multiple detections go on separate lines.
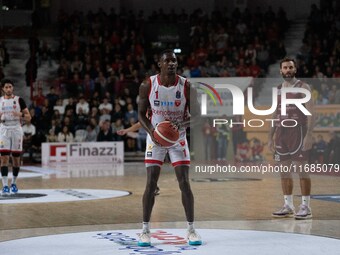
42, 142, 124, 164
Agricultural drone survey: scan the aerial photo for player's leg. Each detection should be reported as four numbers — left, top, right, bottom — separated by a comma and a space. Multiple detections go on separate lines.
10, 128, 24, 193
138, 135, 165, 247
272, 159, 296, 218
295, 161, 312, 219
292, 126, 312, 219
10, 153, 21, 193
138, 165, 161, 247
299, 168, 311, 196
0, 129, 11, 195
174, 165, 201, 245
143, 165, 161, 222
280, 159, 294, 196
170, 137, 202, 245
174, 165, 194, 221
272, 127, 295, 217
1, 152, 11, 195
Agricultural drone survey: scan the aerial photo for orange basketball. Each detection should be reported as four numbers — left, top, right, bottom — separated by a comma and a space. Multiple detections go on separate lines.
153, 121, 180, 147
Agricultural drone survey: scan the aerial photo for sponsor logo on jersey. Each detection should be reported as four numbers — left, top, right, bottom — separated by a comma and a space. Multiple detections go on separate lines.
176, 90, 181, 99
161, 101, 174, 107
147, 151, 152, 157
154, 100, 160, 106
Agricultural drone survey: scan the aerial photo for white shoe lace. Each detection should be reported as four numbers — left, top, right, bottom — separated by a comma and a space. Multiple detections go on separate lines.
297, 205, 311, 216
188, 230, 201, 241
138, 232, 151, 242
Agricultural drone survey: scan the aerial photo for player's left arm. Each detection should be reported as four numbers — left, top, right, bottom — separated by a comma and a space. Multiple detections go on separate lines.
176, 81, 201, 129
302, 83, 315, 151
17, 98, 32, 122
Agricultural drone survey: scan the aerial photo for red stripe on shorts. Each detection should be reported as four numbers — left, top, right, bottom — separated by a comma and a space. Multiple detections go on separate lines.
145, 159, 163, 165
172, 160, 190, 167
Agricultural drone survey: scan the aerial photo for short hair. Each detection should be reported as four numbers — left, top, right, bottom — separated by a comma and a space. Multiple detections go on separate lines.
279, 57, 296, 68
1, 79, 14, 87
159, 49, 175, 60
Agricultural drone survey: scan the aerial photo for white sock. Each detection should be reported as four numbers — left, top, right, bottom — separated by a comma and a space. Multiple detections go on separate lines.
142, 222, 150, 233
2, 176, 8, 187
187, 222, 194, 232
12, 176, 17, 185
284, 195, 294, 208
302, 196, 310, 207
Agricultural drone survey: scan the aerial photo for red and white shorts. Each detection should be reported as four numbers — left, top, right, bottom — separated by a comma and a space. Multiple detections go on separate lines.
0, 125, 23, 154
144, 132, 190, 167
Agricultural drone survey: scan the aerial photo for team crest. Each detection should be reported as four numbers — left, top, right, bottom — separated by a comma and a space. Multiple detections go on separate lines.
176, 91, 181, 99
179, 140, 186, 147
175, 100, 181, 107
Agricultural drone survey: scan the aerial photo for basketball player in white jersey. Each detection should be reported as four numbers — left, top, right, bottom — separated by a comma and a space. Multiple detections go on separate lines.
137, 49, 202, 246
0, 79, 31, 195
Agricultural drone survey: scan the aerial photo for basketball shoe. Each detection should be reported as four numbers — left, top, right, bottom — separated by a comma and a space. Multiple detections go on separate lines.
295, 205, 312, 220
187, 229, 202, 245
154, 186, 160, 196
10, 183, 18, 193
272, 204, 295, 218
138, 231, 151, 247
2, 186, 10, 195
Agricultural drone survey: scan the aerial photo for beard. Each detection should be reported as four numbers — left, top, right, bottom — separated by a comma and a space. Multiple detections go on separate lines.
282, 73, 295, 82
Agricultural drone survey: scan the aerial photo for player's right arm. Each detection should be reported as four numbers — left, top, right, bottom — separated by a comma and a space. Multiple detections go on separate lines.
138, 81, 159, 144
267, 111, 278, 152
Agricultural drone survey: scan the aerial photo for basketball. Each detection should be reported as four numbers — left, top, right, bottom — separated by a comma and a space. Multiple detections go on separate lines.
153, 121, 179, 147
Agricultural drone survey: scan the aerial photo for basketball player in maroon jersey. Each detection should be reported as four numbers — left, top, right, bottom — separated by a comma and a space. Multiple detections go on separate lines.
268, 58, 315, 219
137, 49, 202, 246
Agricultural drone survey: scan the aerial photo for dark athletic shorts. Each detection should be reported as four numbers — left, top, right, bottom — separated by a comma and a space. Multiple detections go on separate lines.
274, 125, 310, 162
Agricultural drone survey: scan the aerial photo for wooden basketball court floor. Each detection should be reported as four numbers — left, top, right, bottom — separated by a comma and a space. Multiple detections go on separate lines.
0, 162, 340, 244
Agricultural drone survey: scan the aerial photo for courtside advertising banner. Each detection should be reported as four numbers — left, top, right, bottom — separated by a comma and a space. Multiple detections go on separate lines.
41, 142, 124, 165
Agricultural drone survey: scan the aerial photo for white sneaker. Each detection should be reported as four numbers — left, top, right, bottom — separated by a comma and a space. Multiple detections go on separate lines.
272, 204, 295, 218
295, 204, 312, 220
138, 231, 151, 247
187, 229, 202, 245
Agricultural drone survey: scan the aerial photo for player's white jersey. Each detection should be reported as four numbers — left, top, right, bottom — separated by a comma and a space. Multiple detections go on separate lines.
148, 74, 188, 133
145, 75, 190, 166
0, 96, 22, 127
